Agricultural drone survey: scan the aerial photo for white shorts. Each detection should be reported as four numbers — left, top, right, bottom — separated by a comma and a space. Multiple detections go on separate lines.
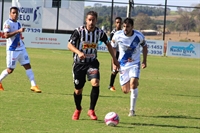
6, 49, 30, 69
119, 65, 140, 86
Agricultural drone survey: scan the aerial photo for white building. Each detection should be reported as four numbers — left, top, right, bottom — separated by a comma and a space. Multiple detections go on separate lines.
0, 0, 85, 32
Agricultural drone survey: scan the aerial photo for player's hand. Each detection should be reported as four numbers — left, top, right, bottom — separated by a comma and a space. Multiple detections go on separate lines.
141, 61, 147, 69
113, 58, 120, 69
78, 52, 85, 60
18, 27, 26, 33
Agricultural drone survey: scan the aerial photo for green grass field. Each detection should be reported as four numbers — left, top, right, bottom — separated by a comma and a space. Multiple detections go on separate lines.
0, 47, 200, 133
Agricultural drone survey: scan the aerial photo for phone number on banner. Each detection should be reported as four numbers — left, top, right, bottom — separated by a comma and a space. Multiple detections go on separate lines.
25, 28, 41, 33
147, 44, 164, 55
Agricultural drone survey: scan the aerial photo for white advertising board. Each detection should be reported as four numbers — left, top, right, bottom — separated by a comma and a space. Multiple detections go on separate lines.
23, 33, 70, 50
166, 41, 200, 58
145, 40, 164, 56
0, 31, 6, 46
97, 41, 108, 52
12, 0, 43, 33
0, 2, 2, 30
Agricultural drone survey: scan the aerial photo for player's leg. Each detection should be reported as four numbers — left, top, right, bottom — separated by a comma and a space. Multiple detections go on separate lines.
87, 60, 100, 120
129, 65, 140, 116
108, 51, 119, 91
0, 51, 18, 90
119, 68, 131, 94
72, 63, 86, 120
19, 49, 41, 93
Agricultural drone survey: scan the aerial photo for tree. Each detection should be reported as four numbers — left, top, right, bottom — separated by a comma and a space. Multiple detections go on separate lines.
134, 13, 152, 30
176, 8, 196, 34
191, 4, 200, 36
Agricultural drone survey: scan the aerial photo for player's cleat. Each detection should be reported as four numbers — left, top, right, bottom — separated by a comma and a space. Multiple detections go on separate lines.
87, 110, 98, 120
108, 86, 116, 91
30, 86, 42, 93
0, 83, 4, 91
128, 110, 136, 117
72, 109, 82, 120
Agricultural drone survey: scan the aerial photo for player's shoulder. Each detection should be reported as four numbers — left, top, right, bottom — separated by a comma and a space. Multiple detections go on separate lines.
4, 19, 12, 24
114, 30, 123, 36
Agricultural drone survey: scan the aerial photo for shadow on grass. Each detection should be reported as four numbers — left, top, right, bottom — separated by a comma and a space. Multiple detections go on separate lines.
152, 115, 200, 120
128, 122, 200, 130
96, 119, 135, 129
170, 94, 200, 98
140, 115, 200, 120
41, 92, 127, 98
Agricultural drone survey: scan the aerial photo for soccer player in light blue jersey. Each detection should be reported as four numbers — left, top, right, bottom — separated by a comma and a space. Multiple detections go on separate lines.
0, 6, 41, 93
111, 18, 148, 116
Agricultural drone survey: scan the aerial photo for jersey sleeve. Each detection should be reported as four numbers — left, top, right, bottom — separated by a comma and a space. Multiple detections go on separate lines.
68, 29, 80, 46
100, 31, 109, 45
110, 32, 114, 41
3, 21, 11, 33
111, 33, 118, 48
139, 33, 147, 47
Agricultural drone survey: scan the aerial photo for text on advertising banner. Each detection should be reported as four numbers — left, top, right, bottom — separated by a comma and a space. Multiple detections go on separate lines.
12, 0, 43, 33
166, 41, 200, 58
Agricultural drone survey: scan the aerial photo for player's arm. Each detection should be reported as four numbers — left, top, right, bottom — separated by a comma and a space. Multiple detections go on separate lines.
100, 32, 119, 68
67, 29, 85, 59
141, 40, 148, 69
3, 23, 25, 38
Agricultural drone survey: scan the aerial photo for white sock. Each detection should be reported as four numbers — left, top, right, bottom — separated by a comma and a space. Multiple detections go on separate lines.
0, 69, 9, 82
130, 88, 138, 111
26, 69, 36, 86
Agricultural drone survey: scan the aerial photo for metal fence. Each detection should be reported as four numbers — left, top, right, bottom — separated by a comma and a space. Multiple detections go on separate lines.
1, 0, 200, 42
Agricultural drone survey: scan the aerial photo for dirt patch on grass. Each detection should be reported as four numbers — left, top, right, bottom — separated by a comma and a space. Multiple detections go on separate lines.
146, 32, 200, 43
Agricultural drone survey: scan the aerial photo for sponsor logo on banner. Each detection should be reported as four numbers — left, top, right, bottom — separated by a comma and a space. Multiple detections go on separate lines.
167, 41, 200, 58
170, 44, 196, 55
12, 0, 43, 33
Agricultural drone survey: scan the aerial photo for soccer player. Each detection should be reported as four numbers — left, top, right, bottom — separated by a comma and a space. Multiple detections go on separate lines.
111, 18, 147, 116
68, 11, 119, 120
0, 6, 41, 93
108, 17, 122, 91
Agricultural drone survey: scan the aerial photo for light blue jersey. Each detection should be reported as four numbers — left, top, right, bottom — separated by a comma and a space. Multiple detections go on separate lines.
111, 30, 146, 70
3, 19, 25, 51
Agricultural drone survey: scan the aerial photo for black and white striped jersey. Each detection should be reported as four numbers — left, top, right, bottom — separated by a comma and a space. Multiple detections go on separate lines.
110, 28, 117, 41
69, 26, 109, 63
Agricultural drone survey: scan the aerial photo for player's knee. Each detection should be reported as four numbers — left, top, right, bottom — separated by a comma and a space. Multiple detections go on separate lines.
122, 90, 129, 94
91, 79, 99, 86
74, 89, 83, 95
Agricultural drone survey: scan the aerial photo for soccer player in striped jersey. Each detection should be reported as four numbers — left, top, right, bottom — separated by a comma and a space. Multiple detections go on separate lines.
111, 18, 148, 116
68, 11, 119, 120
108, 17, 122, 91
0, 6, 41, 93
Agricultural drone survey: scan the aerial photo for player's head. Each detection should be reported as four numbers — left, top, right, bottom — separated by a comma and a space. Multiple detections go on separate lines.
115, 17, 122, 30
85, 11, 98, 32
9, 6, 19, 22
123, 18, 134, 36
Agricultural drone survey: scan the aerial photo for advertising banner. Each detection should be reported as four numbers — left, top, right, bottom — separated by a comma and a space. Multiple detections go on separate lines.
23, 32, 70, 50
145, 40, 164, 56
12, 0, 43, 33
0, 31, 6, 46
0, 2, 2, 30
166, 41, 200, 58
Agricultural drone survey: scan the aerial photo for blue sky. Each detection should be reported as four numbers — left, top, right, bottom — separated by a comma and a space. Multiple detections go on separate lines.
85, 0, 200, 7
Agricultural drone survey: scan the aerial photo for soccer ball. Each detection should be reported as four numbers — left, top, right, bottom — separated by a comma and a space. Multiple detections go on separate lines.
104, 112, 119, 126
